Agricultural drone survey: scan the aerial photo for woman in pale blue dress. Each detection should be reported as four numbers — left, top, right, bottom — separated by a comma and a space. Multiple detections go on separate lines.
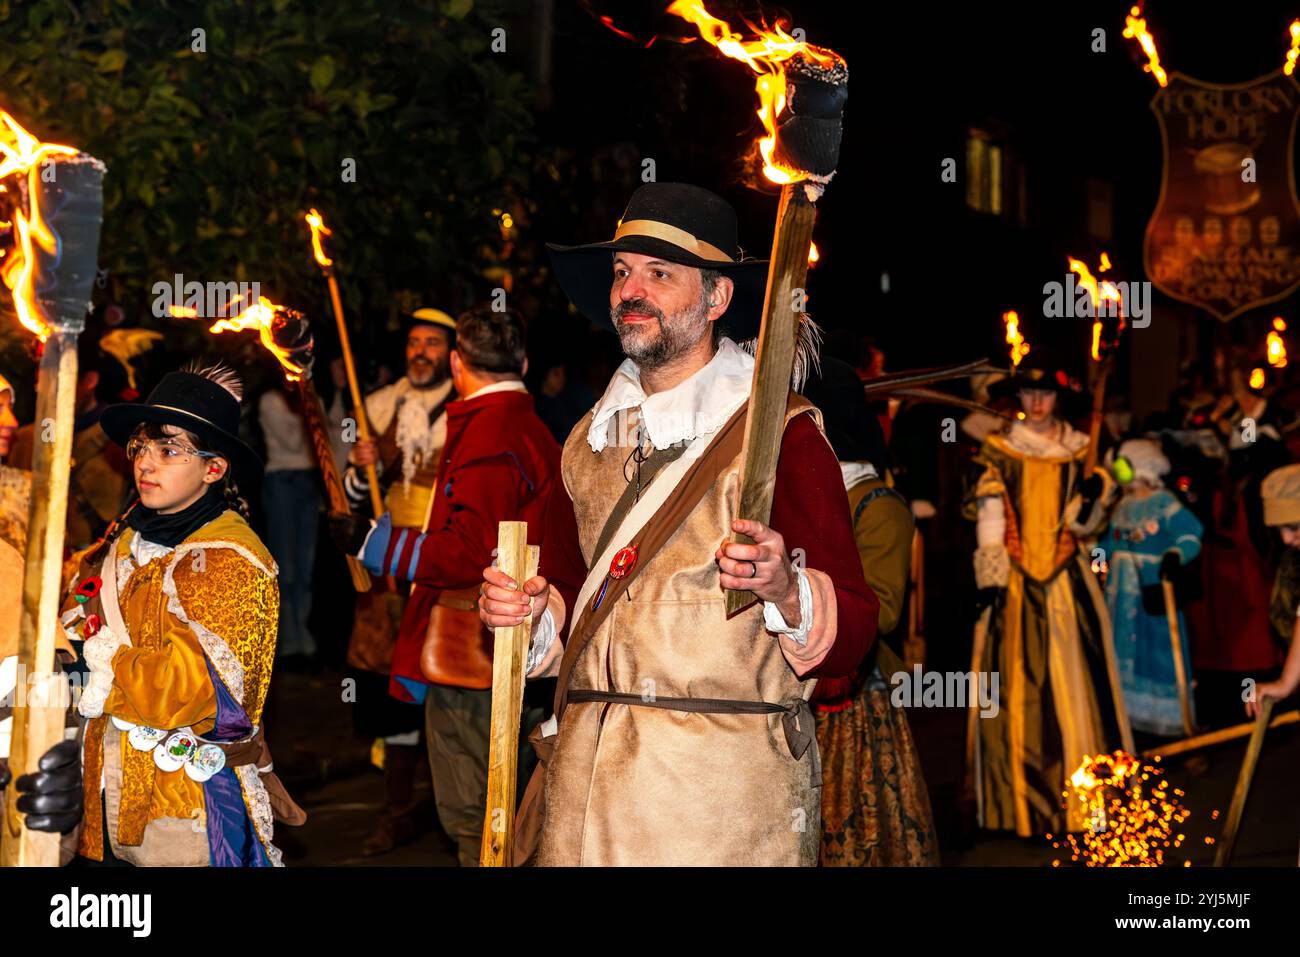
1102, 439, 1204, 737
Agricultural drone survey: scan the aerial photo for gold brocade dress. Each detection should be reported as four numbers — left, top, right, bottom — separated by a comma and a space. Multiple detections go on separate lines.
965, 424, 1128, 837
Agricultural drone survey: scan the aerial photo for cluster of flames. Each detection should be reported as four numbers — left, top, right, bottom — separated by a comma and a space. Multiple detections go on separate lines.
171, 292, 308, 381
1003, 310, 1028, 368
1069, 252, 1124, 362
1123, 6, 1168, 88
1051, 751, 1191, 867
304, 208, 333, 269
1248, 317, 1289, 389
666, 1, 844, 185
0, 109, 78, 342
1129, 10, 1300, 83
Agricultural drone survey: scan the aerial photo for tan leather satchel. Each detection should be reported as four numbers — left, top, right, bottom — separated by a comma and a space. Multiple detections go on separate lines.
420, 586, 494, 689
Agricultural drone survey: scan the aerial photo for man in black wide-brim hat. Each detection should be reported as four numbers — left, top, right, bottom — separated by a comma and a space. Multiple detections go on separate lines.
477, 182, 879, 865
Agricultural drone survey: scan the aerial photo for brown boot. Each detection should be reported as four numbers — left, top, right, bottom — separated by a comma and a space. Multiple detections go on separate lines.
361, 742, 423, 857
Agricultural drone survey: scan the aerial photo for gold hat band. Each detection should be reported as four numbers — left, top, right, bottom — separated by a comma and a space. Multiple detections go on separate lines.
150, 404, 222, 431
612, 219, 734, 264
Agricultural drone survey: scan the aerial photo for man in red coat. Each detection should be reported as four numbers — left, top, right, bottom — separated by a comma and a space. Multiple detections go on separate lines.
332, 306, 560, 865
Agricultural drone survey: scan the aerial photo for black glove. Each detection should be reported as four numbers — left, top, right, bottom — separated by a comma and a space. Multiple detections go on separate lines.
14, 739, 83, 834
328, 511, 370, 557
1159, 550, 1181, 581
1078, 473, 1104, 502
975, 586, 1004, 614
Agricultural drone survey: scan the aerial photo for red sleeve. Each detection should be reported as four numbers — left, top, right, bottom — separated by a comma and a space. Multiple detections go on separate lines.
768, 412, 879, 678
538, 477, 586, 627
384, 455, 527, 590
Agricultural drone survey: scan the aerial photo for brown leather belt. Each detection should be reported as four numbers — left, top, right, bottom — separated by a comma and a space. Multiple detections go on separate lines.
196, 726, 307, 826
566, 689, 822, 785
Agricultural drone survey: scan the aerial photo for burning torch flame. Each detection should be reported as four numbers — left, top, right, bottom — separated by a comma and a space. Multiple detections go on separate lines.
1004, 310, 1029, 368
1070, 255, 1124, 361
1287, 20, 1300, 75
1250, 367, 1266, 389
667, 1, 843, 185
304, 208, 333, 269
807, 241, 819, 267
1123, 6, 1168, 87
0, 110, 78, 342
173, 293, 308, 381
1269, 316, 1288, 368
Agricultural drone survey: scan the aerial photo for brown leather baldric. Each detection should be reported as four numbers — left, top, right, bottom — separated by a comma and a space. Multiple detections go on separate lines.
551, 400, 750, 721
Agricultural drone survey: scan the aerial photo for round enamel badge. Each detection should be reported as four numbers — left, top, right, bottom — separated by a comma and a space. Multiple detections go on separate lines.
127, 724, 168, 752
609, 545, 638, 580
185, 744, 227, 783
154, 730, 198, 772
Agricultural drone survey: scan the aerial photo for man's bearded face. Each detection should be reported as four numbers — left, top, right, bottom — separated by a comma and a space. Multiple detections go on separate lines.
406, 326, 452, 387
609, 252, 719, 370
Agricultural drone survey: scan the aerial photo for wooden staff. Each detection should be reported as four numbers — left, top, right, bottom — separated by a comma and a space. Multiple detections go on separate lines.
1160, 578, 1195, 737
294, 377, 371, 592
1214, 697, 1275, 867
726, 183, 817, 615
305, 211, 385, 522
1143, 707, 1297, 758
2, 152, 103, 867
1, 334, 78, 867
480, 521, 538, 866
1083, 362, 1109, 476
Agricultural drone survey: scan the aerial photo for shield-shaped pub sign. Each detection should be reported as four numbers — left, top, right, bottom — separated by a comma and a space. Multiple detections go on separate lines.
1145, 70, 1300, 321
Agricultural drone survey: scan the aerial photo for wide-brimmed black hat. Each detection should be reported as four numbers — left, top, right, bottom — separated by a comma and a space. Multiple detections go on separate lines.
801, 356, 889, 468
992, 347, 1082, 398
547, 182, 770, 340
100, 370, 262, 485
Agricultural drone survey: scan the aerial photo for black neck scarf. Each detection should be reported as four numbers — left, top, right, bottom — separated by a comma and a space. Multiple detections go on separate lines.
125, 484, 227, 547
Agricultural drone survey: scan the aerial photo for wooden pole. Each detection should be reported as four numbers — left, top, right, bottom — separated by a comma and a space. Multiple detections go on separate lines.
294, 376, 370, 592
1083, 363, 1109, 476
321, 267, 385, 523
725, 183, 818, 616
1144, 707, 1297, 759
1160, 578, 1195, 737
480, 522, 538, 866
1, 333, 78, 867
1213, 698, 1275, 867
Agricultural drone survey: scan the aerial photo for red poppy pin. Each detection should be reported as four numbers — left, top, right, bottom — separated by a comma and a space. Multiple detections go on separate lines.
74, 576, 103, 605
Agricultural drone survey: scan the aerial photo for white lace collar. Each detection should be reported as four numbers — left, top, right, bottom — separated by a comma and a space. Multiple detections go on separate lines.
587, 337, 754, 452
129, 531, 174, 567
1003, 420, 1089, 458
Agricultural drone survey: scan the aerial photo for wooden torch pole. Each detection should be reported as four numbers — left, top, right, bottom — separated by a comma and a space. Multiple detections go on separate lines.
323, 268, 385, 523
1, 151, 103, 867
1, 335, 78, 867
725, 183, 817, 616
1214, 697, 1275, 867
295, 375, 371, 592
1160, 578, 1195, 737
480, 521, 538, 866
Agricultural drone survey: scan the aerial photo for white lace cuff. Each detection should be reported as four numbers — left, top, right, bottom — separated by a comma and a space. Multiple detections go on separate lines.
78, 626, 128, 719
526, 608, 557, 676
763, 566, 813, 646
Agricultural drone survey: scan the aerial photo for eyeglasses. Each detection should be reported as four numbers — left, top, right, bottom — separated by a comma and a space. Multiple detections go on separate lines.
125, 436, 219, 466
